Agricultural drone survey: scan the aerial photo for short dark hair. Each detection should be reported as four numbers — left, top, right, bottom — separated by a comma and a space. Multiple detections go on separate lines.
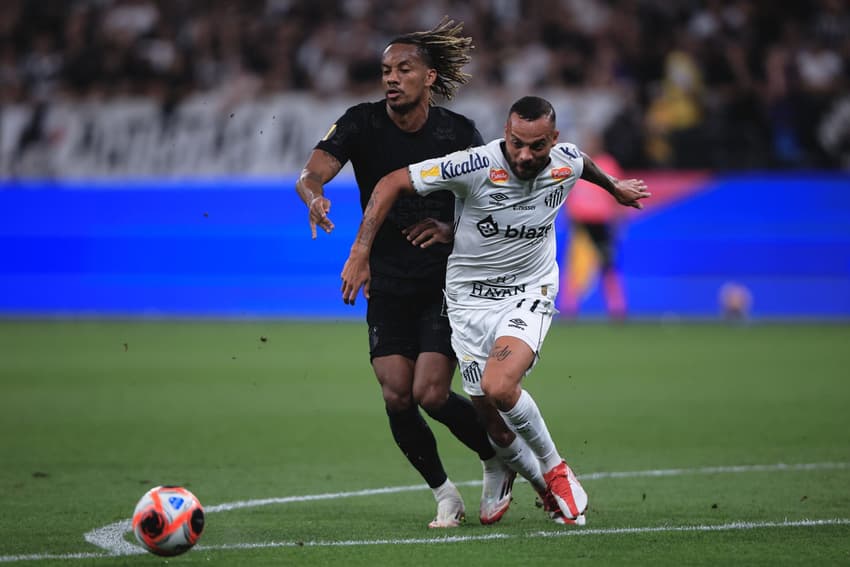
388, 17, 473, 101
509, 96, 556, 124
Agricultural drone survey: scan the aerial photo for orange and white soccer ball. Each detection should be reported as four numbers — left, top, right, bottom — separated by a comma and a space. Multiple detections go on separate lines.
132, 486, 205, 556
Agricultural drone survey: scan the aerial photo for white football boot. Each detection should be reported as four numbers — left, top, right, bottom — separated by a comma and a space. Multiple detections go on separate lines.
429, 480, 466, 528
479, 457, 516, 525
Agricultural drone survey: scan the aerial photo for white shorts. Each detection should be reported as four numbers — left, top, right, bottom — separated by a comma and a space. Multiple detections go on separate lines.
448, 291, 556, 397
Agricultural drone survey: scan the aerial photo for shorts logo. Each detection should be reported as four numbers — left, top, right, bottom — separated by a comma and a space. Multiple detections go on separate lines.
461, 360, 482, 385
477, 215, 499, 237
544, 186, 565, 208
489, 168, 509, 183
420, 164, 440, 181
551, 167, 573, 180
507, 318, 527, 330
471, 282, 527, 300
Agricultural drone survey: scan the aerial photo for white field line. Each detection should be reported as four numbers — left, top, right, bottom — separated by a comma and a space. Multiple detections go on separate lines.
0, 461, 847, 563
197, 518, 850, 550
7, 518, 848, 563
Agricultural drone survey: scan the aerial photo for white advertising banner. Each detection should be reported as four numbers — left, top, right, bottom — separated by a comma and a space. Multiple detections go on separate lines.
0, 89, 623, 179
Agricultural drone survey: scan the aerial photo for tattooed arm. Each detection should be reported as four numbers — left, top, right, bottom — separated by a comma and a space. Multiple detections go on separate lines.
580, 152, 651, 209
340, 167, 416, 305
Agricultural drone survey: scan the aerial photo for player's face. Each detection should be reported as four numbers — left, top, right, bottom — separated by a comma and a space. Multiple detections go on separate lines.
503, 113, 559, 180
381, 43, 436, 113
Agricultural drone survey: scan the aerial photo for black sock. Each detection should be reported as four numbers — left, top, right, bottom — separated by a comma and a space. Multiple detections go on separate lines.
425, 391, 496, 461
386, 405, 448, 489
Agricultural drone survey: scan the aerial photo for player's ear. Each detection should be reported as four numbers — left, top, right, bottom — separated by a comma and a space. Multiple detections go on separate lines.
552, 129, 560, 143
424, 68, 437, 87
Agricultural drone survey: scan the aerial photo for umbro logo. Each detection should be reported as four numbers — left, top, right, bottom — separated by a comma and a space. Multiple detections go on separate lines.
507, 318, 527, 330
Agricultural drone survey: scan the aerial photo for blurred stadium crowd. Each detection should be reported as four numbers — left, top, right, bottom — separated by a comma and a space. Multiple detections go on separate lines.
2, 0, 849, 170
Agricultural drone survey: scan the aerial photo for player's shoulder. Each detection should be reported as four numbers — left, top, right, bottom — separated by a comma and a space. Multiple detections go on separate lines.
550, 141, 585, 178
339, 100, 384, 122
429, 105, 478, 132
552, 141, 582, 161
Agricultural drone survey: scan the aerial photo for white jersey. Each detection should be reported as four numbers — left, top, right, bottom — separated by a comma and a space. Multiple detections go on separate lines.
409, 138, 585, 308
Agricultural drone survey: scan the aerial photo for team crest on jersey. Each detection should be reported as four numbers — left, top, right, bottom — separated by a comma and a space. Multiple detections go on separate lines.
551, 166, 573, 180
420, 164, 440, 181
489, 168, 509, 183
477, 215, 499, 237
544, 186, 565, 208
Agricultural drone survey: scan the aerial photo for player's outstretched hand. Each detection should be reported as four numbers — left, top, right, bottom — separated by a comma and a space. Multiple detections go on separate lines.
402, 218, 454, 249
340, 245, 370, 305
612, 179, 651, 209
309, 196, 335, 239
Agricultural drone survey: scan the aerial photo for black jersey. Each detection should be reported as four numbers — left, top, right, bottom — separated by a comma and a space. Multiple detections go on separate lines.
316, 101, 483, 294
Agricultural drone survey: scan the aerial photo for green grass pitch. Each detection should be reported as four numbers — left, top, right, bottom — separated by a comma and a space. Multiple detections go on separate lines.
1, 320, 849, 565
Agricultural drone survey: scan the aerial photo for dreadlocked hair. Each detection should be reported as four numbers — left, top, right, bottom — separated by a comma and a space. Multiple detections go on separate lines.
389, 17, 474, 102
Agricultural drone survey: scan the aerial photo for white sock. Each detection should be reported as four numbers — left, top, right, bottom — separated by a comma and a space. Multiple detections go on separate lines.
500, 389, 562, 473
488, 434, 546, 493
431, 479, 460, 502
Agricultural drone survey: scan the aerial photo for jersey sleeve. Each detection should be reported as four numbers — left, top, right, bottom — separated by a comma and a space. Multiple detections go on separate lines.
313, 104, 364, 166
408, 146, 489, 199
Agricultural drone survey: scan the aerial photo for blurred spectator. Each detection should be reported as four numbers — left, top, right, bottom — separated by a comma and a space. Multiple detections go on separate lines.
644, 32, 706, 168
560, 130, 628, 320
1, 0, 849, 170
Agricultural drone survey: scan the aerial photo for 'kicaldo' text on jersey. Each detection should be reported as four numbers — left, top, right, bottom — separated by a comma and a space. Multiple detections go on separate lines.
409, 139, 585, 308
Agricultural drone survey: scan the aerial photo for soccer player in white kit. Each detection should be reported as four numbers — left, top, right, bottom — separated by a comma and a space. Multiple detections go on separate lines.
342, 96, 651, 524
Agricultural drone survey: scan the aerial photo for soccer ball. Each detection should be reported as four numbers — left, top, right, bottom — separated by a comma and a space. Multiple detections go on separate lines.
132, 485, 205, 556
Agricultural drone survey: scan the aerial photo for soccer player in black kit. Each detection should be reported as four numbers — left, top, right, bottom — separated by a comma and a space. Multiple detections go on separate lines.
295, 19, 515, 528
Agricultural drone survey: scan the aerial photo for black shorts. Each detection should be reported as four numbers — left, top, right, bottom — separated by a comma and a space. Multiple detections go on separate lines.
366, 288, 454, 361
581, 222, 616, 268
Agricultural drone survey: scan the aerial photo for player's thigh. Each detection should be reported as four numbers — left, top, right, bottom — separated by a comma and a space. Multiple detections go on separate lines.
413, 351, 456, 408
481, 336, 536, 408
367, 291, 418, 408
483, 294, 555, 396
416, 289, 455, 360
448, 306, 491, 398
372, 354, 415, 410
366, 290, 419, 361
412, 290, 456, 404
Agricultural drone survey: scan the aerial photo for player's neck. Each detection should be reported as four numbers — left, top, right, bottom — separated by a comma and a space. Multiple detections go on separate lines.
386, 100, 430, 133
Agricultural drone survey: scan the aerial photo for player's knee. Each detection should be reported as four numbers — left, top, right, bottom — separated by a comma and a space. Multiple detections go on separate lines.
413, 382, 450, 413
487, 422, 515, 447
480, 375, 514, 410
381, 387, 413, 413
